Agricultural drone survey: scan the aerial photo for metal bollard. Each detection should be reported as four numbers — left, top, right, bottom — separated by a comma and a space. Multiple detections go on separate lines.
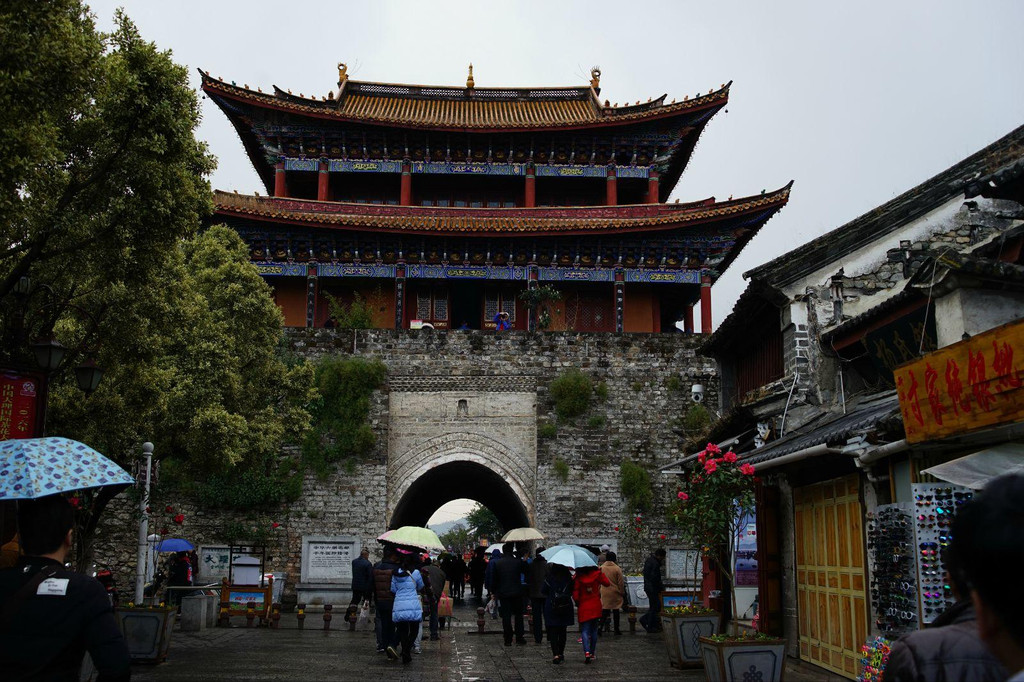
628, 605, 637, 633
297, 603, 306, 630
271, 603, 281, 629
477, 606, 485, 634
246, 601, 256, 628
218, 601, 230, 628
323, 604, 333, 631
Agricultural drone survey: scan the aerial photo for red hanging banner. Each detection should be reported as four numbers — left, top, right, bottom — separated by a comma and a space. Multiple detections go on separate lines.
0, 370, 41, 441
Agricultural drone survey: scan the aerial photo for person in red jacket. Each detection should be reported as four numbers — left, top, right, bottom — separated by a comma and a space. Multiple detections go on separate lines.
573, 565, 610, 663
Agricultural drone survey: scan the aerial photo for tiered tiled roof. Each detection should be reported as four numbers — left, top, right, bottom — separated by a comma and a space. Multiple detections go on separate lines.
212, 184, 792, 237
200, 70, 728, 130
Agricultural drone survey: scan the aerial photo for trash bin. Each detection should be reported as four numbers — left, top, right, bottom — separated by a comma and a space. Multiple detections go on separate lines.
263, 572, 286, 603
232, 556, 261, 585
625, 576, 649, 609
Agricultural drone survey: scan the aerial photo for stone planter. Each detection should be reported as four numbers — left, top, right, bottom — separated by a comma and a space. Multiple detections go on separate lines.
699, 636, 787, 682
661, 612, 720, 668
115, 606, 176, 663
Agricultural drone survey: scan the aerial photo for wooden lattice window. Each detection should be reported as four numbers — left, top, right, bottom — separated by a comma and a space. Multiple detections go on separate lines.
565, 292, 613, 332
413, 288, 449, 329
483, 289, 516, 329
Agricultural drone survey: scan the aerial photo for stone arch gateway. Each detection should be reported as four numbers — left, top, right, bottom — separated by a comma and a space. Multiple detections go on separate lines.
387, 376, 537, 529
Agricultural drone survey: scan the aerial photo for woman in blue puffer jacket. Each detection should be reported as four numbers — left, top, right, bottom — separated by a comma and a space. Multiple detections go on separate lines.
390, 555, 425, 664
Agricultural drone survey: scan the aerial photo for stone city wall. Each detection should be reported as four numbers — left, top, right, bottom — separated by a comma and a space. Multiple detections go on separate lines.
95, 330, 716, 605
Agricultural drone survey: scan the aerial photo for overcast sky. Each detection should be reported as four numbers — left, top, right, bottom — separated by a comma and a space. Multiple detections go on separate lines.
87, 0, 1023, 328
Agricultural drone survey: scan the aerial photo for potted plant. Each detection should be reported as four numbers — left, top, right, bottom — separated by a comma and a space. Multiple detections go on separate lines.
671, 444, 785, 682
660, 603, 721, 668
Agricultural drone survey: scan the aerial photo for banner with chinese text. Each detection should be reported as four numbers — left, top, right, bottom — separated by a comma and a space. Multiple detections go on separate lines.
0, 371, 40, 441
895, 319, 1024, 443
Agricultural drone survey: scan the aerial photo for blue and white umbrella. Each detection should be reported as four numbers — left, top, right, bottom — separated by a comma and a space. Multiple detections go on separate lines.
0, 437, 134, 500
540, 544, 599, 569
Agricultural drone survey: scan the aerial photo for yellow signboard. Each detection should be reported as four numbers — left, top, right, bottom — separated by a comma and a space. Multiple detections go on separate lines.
895, 319, 1024, 444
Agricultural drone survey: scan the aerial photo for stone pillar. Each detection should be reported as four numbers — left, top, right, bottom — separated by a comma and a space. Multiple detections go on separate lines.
306, 266, 317, 329
701, 274, 713, 335
684, 305, 694, 334
614, 270, 625, 332
395, 264, 406, 330
400, 160, 412, 206
524, 164, 536, 207
317, 158, 329, 201
274, 159, 288, 198
606, 165, 618, 206
647, 171, 660, 203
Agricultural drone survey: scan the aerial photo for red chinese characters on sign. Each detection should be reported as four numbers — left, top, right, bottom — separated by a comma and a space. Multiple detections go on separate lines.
0, 373, 40, 441
895, 320, 1024, 443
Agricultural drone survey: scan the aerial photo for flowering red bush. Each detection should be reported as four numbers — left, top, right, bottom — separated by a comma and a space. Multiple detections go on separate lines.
173, 513, 185, 525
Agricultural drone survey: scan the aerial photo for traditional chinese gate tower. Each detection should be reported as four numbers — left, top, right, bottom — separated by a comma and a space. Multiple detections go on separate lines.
202, 65, 790, 332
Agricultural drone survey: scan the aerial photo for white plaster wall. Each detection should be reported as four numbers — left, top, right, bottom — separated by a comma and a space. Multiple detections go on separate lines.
936, 288, 1024, 348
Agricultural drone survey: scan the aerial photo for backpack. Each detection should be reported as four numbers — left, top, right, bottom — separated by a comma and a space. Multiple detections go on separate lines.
550, 579, 574, 618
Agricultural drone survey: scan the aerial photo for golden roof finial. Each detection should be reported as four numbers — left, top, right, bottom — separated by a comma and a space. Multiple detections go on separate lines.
466, 63, 475, 88
337, 62, 348, 84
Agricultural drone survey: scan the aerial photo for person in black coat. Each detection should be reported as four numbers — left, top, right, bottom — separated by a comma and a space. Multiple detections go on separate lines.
542, 563, 575, 664
350, 548, 374, 606
492, 547, 528, 646
0, 495, 130, 681
526, 548, 549, 644
468, 547, 487, 599
640, 548, 666, 632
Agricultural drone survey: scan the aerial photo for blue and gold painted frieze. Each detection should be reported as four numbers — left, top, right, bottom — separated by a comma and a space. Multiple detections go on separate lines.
410, 162, 525, 176
318, 264, 397, 278
624, 269, 701, 284
254, 263, 309, 277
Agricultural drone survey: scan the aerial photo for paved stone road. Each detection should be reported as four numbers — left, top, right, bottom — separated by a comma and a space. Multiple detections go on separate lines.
129, 603, 849, 681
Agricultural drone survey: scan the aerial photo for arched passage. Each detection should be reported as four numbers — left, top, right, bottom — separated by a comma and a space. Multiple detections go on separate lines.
390, 460, 531, 531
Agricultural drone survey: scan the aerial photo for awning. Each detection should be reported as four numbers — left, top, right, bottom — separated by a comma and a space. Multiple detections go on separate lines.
920, 443, 1024, 489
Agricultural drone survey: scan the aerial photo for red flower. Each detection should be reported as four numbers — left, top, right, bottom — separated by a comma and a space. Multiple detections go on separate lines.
723, 451, 737, 463
68, 497, 81, 509
704, 459, 718, 474
739, 463, 756, 476
677, 491, 689, 501
753, 476, 762, 484
173, 513, 185, 525
145, 506, 151, 513
659, 534, 666, 540
614, 526, 619, 531
160, 527, 169, 535
697, 451, 707, 463
705, 443, 721, 455
271, 522, 281, 529
164, 505, 174, 513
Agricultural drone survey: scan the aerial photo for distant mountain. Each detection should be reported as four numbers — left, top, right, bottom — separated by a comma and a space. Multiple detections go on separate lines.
429, 518, 469, 537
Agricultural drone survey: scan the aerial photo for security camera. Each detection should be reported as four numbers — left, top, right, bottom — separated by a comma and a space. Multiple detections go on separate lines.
690, 384, 704, 403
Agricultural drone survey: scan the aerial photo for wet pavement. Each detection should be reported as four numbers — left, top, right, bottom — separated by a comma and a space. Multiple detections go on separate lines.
129, 601, 850, 681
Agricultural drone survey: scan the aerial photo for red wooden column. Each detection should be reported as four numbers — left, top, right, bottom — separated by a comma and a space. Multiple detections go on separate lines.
647, 170, 660, 203
400, 160, 412, 206
274, 160, 288, 198
606, 165, 618, 205
684, 305, 694, 334
317, 158, 329, 201
700, 274, 713, 334
525, 164, 536, 207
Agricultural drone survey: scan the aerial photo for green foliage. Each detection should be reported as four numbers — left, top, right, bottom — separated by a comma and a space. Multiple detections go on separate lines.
538, 422, 558, 439
439, 523, 473, 554
620, 460, 653, 512
549, 369, 592, 420
684, 403, 712, 432
631, 381, 644, 392
665, 375, 682, 391
466, 504, 502, 541
594, 381, 609, 401
302, 356, 387, 476
553, 457, 570, 482
326, 291, 373, 329
519, 285, 562, 330
587, 415, 606, 429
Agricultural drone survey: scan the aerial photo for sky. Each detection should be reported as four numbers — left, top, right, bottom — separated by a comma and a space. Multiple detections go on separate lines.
86, 0, 1024, 327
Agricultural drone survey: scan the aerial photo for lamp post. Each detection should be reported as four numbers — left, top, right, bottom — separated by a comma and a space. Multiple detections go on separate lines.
135, 442, 154, 605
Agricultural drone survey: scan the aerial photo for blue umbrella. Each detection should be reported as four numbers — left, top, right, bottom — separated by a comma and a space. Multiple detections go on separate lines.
0, 437, 134, 500
541, 544, 598, 569
155, 538, 194, 552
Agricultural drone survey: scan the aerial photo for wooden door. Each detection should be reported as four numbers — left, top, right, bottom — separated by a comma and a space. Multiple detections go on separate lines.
794, 475, 868, 679
756, 482, 784, 637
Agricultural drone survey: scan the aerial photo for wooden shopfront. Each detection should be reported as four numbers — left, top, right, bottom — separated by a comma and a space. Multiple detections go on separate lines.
793, 474, 868, 679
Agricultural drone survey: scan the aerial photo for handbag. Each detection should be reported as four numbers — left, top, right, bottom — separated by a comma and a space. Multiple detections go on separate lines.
438, 581, 454, 617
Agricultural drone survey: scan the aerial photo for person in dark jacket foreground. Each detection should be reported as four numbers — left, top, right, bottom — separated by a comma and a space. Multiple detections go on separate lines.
372, 547, 401, 656
640, 548, 665, 632
0, 494, 131, 681
492, 546, 528, 645
951, 473, 1024, 681
526, 547, 548, 644
542, 564, 575, 664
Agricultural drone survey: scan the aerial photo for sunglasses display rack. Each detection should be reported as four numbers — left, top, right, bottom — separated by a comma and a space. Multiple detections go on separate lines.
911, 482, 974, 625
866, 503, 918, 637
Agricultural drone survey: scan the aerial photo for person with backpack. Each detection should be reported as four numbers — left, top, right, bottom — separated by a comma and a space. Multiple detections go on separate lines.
542, 564, 575, 664
574, 565, 611, 664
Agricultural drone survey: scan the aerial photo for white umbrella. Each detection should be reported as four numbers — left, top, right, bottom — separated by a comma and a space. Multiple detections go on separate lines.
500, 527, 544, 542
485, 543, 505, 554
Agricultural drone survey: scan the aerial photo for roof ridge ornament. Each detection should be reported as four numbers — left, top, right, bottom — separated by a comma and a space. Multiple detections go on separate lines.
337, 62, 348, 86
590, 66, 601, 90
466, 63, 475, 89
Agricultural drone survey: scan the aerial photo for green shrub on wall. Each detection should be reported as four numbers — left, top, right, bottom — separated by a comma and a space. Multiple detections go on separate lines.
549, 369, 593, 419
620, 460, 653, 512
538, 422, 558, 439
553, 457, 571, 482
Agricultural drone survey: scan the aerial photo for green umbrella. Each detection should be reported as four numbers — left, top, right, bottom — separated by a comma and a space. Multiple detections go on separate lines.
377, 525, 444, 551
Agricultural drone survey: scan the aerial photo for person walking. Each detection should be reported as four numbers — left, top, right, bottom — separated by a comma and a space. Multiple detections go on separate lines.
468, 547, 486, 599
0, 495, 131, 681
640, 548, 666, 632
349, 548, 373, 622
390, 554, 425, 665
372, 547, 401, 656
599, 551, 625, 636
453, 553, 468, 600
542, 563, 575, 665
423, 556, 446, 639
493, 546, 528, 645
526, 546, 548, 644
574, 564, 611, 663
